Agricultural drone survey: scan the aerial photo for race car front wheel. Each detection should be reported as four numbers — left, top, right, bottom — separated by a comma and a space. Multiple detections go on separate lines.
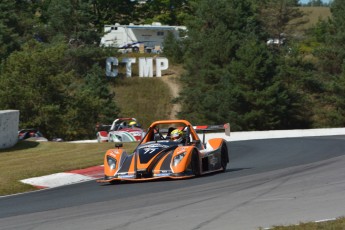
191, 150, 201, 176
220, 143, 228, 172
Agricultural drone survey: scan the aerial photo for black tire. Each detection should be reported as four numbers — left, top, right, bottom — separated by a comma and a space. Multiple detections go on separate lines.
109, 180, 119, 185
133, 47, 139, 53
191, 150, 201, 176
220, 143, 229, 172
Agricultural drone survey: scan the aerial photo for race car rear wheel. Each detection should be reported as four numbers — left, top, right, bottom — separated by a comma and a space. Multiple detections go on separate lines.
191, 150, 201, 176
133, 47, 139, 52
220, 143, 228, 172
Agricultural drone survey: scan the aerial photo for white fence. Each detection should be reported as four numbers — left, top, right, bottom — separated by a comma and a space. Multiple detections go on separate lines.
0, 110, 19, 149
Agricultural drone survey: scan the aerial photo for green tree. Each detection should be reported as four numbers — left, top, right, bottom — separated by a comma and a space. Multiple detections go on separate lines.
137, 0, 191, 25
258, 0, 306, 48
91, 0, 139, 26
177, 0, 256, 127
310, 0, 345, 126
33, 0, 100, 45
162, 31, 184, 63
178, 0, 306, 130
0, 0, 37, 60
0, 40, 119, 140
306, 0, 325, 6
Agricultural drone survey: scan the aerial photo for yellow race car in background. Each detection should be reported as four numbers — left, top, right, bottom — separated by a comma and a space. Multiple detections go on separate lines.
97, 120, 230, 183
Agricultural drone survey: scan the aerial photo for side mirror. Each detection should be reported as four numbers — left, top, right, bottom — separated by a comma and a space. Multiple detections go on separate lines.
115, 143, 123, 148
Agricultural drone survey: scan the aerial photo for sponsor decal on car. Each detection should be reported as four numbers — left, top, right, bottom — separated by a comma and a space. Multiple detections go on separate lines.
131, 131, 143, 137
138, 143, 170, 149
155, 173, 171, 177
142, 148, 158, 154
118, 174, 135, 179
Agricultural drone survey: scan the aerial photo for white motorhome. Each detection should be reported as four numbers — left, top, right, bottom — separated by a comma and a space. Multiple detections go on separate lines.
100, 22, 186, 53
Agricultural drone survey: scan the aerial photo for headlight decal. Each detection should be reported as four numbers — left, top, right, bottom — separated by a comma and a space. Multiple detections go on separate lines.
107, 156, 117, 170
173, 152, 186, 167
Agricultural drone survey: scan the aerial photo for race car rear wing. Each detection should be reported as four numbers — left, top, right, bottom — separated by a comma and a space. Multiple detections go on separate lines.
193, 123, 230, 145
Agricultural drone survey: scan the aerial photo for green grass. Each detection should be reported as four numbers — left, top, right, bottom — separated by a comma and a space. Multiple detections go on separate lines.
113, 76, 173, 128
0, 140, 137, 196
111, 53, 182, 128
261, 217, 345, 229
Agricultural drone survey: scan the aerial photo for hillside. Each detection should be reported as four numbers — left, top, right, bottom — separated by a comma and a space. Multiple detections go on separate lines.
299, 6, 331, 29
112, 64, 184, 128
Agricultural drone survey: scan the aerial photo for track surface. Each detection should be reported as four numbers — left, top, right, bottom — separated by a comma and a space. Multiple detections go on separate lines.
1, 136, 345, 229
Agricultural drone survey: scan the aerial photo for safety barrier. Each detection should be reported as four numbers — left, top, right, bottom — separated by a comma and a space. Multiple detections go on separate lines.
206, 127, 345, 142
0, 110, 19, 149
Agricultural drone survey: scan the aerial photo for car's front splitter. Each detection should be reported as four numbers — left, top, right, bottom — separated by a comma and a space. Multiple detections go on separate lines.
96, 174, 194, 183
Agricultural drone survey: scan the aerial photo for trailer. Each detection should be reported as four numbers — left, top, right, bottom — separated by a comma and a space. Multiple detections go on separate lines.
100, 22, 186, 53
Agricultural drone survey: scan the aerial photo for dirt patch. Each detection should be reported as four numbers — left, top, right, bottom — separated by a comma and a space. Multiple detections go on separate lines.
160, 65, 185, 119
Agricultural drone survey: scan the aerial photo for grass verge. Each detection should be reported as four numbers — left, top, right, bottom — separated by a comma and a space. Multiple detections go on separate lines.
0, 140, 137, 196
261, 217, 345, 229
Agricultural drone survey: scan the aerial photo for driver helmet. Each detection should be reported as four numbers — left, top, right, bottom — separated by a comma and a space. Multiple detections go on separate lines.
170, 129, 184, 142
129, 121, 137, 127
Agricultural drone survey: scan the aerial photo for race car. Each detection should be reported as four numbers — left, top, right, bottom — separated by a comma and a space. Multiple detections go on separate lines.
18, 129, 48, 142
97, 119, 230, 183
96, 118, 144, 143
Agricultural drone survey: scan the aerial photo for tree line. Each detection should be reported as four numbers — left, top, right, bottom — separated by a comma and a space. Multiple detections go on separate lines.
0, 0, 344, 140
166, 0, 345, 131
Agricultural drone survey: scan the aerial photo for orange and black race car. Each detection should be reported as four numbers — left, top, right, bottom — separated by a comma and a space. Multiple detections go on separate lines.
97, 120, 230, 183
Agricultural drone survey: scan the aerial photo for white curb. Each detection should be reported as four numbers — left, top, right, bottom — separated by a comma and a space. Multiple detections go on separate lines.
20, 173, 95, 188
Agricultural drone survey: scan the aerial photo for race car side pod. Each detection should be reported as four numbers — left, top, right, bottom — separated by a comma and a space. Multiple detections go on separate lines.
194, 123, 231, 147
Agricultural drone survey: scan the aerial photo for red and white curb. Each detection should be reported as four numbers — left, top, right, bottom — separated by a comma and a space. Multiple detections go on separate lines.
20, 165, 104, 189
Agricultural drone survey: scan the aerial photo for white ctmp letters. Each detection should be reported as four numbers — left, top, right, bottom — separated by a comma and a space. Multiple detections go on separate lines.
106, 57, 169, 78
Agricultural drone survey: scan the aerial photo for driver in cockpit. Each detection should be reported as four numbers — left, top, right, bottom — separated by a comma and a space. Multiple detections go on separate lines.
170, 129, 185, 143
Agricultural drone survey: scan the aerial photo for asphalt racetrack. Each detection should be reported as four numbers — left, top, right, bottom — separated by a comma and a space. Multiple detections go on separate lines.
1, 136, 345, 230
